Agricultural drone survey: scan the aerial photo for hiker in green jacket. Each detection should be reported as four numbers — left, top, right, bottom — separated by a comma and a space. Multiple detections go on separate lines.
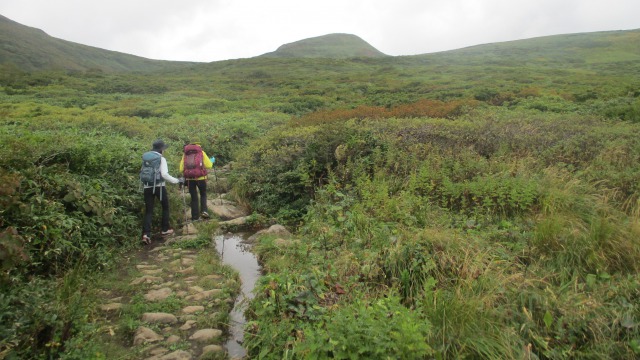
179, 141, 213, 221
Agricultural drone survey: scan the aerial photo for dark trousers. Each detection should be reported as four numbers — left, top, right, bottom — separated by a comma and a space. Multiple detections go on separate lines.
143, 186, 169, 236
187, 179, 208, 220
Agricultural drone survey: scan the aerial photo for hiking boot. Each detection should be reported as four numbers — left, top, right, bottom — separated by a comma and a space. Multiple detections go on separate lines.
161, 229, 174, 236
201, 211, 210, 219
142, 234, 151, 244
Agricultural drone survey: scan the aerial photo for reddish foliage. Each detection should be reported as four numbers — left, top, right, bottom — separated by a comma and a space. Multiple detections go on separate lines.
292, 98, 478, 126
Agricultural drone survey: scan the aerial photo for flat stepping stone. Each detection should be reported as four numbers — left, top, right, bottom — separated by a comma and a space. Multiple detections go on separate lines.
189, 329, 222, 343
142, 269, 163, 275
185, 289, 222, 302
165, 335, 181, 344
219, 216, 250, 226
202, 345, 224, 356
134, 326, 163, 345
147, 346, 169, 356
142, 312, 178, 324
182, 306, 204, 314
188, 286, 204, 294
179, 319, 197, 331
100, 303, 123, 312
210, 203, 248, 220
144, 288, 173, 301
181, 258, 195, 266
130, 276, 163, 285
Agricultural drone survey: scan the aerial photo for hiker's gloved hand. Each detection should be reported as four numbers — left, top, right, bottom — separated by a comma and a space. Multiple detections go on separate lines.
210, 156, 215, 163
178, 177, 185, 189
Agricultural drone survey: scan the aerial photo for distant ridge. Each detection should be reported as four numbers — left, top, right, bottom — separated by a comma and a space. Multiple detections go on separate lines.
2, 13, 639, 73
260, 33, 388, 59
0, 14, 195, 72
415, 28, 640, 66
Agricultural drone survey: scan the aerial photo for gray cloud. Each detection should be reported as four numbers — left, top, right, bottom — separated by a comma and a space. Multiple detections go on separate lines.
1, 0, 638, 62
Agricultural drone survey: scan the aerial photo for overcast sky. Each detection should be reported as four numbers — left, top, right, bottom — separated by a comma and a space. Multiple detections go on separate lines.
1, 0, 638, 62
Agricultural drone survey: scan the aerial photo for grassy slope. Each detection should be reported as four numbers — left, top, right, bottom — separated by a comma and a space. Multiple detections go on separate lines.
0, 15, 198, 72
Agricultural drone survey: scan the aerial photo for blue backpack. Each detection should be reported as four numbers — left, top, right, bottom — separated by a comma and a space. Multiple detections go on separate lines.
140, 151, 163, 190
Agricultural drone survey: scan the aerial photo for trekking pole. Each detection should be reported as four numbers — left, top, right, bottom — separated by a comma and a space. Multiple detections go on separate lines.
180, 179, 189, 234
213, 166, 220, 192
211, 158, 221, 205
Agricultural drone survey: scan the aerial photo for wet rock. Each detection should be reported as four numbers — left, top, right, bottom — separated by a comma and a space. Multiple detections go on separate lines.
182, 305, 204, 314
247, 224, 291, 243
144, 288, 173, 301
134, 326, 163, 345
142, 312, 178, 324
219, 216, 250, 226
189, 329, 223, 342
179, 319, 197, 331
130, 275, 163, 285
100, 303, 123, 312
142, 269, 164, 275
166, 335, 181, 344
148, 345, 169, 356
209, 203, 249, 220
201, 344, 224, 356
185, 289, 222, 302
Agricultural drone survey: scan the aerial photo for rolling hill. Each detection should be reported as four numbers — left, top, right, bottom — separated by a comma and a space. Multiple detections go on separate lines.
1, 12, 639, 80
0, 14, 196, 72
259, 33, 388, 58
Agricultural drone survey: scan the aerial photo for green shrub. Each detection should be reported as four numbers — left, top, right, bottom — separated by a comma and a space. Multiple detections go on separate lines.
293, 297, 433, 359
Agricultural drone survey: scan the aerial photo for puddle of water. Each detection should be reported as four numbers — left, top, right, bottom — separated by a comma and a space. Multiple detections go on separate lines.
215, 233, 261, 359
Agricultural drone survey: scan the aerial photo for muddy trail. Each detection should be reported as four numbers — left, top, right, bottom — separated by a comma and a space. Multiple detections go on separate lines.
95, 166, 268, 360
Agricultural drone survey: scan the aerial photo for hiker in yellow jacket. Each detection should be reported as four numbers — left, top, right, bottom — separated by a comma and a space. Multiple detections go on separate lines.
179, 142, 213, 221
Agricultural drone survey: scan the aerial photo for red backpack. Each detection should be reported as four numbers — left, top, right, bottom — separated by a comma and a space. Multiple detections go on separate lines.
183, 144, 207, 178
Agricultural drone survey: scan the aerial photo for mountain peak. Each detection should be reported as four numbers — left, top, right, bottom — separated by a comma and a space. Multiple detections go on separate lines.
260, 33, 388, 59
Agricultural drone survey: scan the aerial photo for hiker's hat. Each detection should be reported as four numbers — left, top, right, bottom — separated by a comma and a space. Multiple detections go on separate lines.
152, 139, 169, 152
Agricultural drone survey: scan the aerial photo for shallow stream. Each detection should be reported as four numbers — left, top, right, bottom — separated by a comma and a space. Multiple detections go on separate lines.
214, 233, 261, 359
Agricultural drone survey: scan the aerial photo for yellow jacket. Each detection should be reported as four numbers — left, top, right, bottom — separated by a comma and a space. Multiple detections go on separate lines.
179, 148, 213, 180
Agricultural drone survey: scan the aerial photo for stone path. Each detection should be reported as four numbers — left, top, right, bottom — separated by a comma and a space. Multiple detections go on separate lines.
96, 165, 250, 359
99, 240, 240, 360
